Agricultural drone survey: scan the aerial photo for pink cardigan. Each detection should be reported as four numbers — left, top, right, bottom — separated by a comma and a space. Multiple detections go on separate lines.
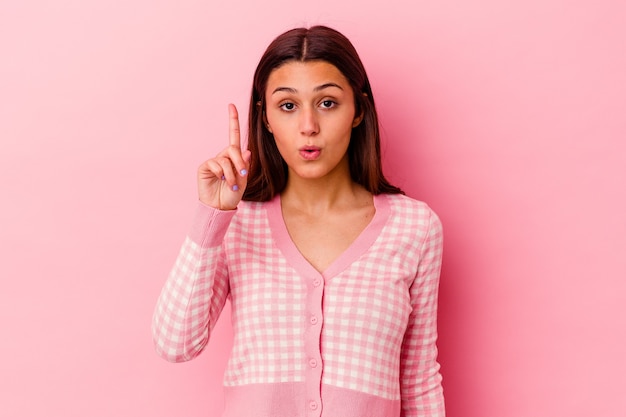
152, 193, 445, 417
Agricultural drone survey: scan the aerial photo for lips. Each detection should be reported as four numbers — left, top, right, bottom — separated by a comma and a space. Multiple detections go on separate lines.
299, 146, 321, 160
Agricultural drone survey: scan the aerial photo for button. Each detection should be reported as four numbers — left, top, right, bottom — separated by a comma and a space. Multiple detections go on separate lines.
309, 315, 318, 325
309, 401, 318, 410
313, 278, 321, 287
309, 359, 317, 368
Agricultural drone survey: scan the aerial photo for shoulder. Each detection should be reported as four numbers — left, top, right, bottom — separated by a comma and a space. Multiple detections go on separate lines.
382, 193, 441, 227
223, 200, 274, 245
233, 199, 270, 219
382, 194, 443, 258
380, 193, 443, 248
237, 199, 268, 212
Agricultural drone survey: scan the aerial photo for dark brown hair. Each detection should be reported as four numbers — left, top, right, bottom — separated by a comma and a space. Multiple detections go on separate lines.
243, 25, 403, 201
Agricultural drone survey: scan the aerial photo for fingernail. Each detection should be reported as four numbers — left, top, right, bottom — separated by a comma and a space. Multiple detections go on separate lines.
232, 185, 239, 191
240, 169, 247, 176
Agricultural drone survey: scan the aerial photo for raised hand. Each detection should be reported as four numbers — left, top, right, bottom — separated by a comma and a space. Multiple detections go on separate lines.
197, 104, 251, 210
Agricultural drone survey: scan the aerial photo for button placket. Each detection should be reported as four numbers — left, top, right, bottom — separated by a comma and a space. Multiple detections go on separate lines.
304, 273, 324, 417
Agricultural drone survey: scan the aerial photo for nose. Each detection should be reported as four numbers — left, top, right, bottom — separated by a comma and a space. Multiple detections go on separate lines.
299, 106, 319, 136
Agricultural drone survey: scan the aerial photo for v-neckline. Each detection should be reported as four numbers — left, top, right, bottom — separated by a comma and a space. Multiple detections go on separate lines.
266, 193, 391, 280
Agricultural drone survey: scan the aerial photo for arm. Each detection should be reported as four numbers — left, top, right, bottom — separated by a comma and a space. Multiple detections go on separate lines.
400, 208, 445, 417
151, 203, 236, 362
152, 104, 250, 362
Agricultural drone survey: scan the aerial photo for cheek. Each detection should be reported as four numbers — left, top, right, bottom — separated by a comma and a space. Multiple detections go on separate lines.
332, 119, 355, 145
332, 111, 357, 132
265, 108, 289, 130
271, 135, 291, 161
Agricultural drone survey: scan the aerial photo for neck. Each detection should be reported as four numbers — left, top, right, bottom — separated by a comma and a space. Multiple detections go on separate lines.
281, 160, 367, 216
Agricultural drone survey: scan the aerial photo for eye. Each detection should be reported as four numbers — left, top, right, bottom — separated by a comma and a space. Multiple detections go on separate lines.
320, 100, 336, 109
279, 102, 296, 111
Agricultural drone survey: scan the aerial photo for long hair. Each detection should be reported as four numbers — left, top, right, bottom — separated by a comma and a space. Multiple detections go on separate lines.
243, 25, 403, 201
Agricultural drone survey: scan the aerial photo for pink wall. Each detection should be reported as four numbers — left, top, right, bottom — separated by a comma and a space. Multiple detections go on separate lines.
1, 1, 624, 416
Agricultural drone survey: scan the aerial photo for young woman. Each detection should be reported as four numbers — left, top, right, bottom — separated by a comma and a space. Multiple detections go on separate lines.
152, 26, 445, 417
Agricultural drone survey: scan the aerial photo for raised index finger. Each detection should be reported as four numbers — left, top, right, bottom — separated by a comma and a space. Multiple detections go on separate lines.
228, 103, 241, 148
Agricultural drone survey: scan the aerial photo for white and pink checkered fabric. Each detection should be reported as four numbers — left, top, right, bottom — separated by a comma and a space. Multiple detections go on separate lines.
152, 193, 445, 417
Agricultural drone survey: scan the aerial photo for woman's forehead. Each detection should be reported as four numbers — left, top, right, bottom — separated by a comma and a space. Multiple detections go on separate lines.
266, 61, 351, 95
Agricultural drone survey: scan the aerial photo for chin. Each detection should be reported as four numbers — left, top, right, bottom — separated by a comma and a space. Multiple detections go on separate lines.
290, 166, 330, 180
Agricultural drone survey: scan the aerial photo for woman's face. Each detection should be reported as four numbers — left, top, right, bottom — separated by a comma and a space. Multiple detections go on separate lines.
264, 60, 362, 182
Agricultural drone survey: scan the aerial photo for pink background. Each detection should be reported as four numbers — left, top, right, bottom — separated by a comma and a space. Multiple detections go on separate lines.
1, 1, 625, 416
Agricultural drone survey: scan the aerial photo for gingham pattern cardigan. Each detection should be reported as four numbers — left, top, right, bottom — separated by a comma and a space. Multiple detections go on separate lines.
152, 193, 445, 417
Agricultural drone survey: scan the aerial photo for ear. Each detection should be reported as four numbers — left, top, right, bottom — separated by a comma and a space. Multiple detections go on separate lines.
352, 92, 367, 128
258, 100, 272, 133
263, 111, 272, 133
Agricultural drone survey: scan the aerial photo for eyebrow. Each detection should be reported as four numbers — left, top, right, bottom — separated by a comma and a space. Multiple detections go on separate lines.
271, 83, 344, 95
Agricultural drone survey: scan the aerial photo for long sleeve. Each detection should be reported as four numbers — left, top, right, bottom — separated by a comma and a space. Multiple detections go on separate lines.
151, 203, 236, 363
400, 208, 445, 417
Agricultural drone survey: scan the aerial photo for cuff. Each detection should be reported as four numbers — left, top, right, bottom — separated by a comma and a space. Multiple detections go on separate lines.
188, 202, 237, 248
